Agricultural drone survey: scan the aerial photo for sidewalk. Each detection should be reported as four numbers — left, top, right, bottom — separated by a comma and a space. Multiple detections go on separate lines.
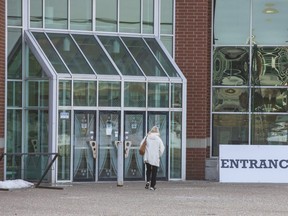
1, 180, 288, 216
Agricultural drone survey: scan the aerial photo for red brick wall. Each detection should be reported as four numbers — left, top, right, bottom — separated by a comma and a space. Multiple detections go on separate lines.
0, 0, 5, 180
175, 0, 212, 179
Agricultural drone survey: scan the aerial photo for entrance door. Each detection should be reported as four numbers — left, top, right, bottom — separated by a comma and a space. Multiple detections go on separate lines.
73, 111, 96, 181
124, 112, 145, 180
148, 112, 168, 180
98, 111, 120, 180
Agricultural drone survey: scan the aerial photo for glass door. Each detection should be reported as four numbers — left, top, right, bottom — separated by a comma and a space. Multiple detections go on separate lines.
73, 111, 96, 181
148, 112, 168, 180
124, 112, 145, 180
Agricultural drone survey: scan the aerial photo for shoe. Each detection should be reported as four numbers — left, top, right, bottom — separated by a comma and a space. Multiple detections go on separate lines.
145, 182, 150, 189
150, 187, 156, 191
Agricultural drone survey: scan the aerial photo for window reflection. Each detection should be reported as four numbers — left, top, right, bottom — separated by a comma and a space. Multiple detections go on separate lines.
124, 82, 145, 107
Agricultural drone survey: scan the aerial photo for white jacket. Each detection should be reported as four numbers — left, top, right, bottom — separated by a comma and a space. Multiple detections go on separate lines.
142, 132, 165, 167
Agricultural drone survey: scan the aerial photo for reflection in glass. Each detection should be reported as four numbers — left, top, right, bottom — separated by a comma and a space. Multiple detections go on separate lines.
122, 37, 167, 77
252, 114, 288, 145
212, 114, 248, 156
98, 36, 143, 76
119, 0, 141, 33
143, 0, 154, 34
7, 81, 22, 107
8, 29, 22, 79
59, 81, 71, 106
213, 47, 249, 86
252, 88, 288, 112
45, 0, 68, 29
124, 82, 145, 107
70, 0, 92, 30
160, 36, 173, 57
148, 83, 169, 108
73, 34, 118, 75
98, 81, 121, 107
27, 81, 49, 107
30, 0, 42, 28
171, 83, 182, 108
28, 49, 47, 78
160, 0, 173, 34
8, 0, 22, 26
96, 0, 117, 32
73, 81, 96, 106
252, 47, 288, 86
213, 88, 248, 112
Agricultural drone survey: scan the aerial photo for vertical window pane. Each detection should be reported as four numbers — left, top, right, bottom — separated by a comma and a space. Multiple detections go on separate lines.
27, 81, 49, 107
59, 81, 71, 106
28, 48, 47, 78
148, 83, 169, 108
143, 0, 154, 34
8, 0, 22, 26
30, 0, 43, 28
98, 81, 121, 107
71, 0, 92, 30
160, 36, 173, 57
45, 0, 68, 29
96, 0, 117, 32
171, 83, 182, 108
119, 0, 141, 33
7, 81, 22, 107
160, 0, 173, 34
124, 82, 146, 107
73, 81, 97, 106
8, 28, 22, 79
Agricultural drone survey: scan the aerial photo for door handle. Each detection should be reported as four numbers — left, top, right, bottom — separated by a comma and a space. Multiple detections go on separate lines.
124, 141, 132, 158
89, 141, 97, 159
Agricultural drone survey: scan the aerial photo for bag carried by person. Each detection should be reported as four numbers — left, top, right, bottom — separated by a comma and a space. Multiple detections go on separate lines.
139, 136, 147, 155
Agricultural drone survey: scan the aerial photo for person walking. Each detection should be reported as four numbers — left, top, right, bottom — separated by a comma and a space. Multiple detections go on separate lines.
141, 126, 165, 191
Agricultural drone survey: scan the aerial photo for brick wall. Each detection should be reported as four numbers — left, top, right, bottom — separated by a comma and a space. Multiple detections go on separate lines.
175, 0, 212, 179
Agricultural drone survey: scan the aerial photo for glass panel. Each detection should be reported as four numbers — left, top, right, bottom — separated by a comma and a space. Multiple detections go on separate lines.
124, 113, 145, 179
122, 37, 167, 77
252, 88, 288, 112
119, 0, 141, 33
213, 87, 249, 112
214, 0, 250, 45
6, 110, 22, 179
47, 33, 94, 74
98, 112, 120, 180
252, 114, 288, 145
148, 83, 169, 107
27, 81, 49, 107
160, 0, 173, 34
96, 0, 117, 32
124, 82, 146, 107
32, 32, 69, 74
98, 36, 143, 76
70, 0, 92, 30
170, 112, 182, 179
28, 48, 47, 78
73, 112, 95, 181
98, 81, 121, 107
212, 114, 249, 156
8, 0, 22, 26
45, 0, 68, 29
143, 0, 154, 34
59, 80, 71, 106
160, 36, 173, 57
30, 0, 43, 28
252, 47, 288, 86
58, 110, 71, 181
171, 83, 182, 108
8, 28, 22, 79
145, 38, 179, 77
213, 47, 249, 86
252, 0, 288, 45
7, 81, 22, 107
73, 81, 97, 106
73, 34, 118, 75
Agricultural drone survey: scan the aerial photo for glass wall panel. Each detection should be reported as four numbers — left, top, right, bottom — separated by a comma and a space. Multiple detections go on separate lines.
7, 81, 22, 107
160, 0, 173, 34
59, 80, 71, 106
96, 0, 117, 32
122, 37, 167, 77
170, 112, 182, 179
73, 81, 97, 106
124, 82, 145, 107
214, 0, 250, 45
73, 34, 118, 75
27, 81, 49, 107
58, 110, 71, 181
28, 49, 47, 78
148, 83, 169, 108
160, 36, 173, 57
212, 114, 249, 156
252, 114, 288, 145
70, 0, 92, 30
213, 47, 249, 86
98, 81, 121, 107
8, 0, 22, 26
45, 0, 68, 29
32, 32, 70, 74
8, 28, 22, 79
171, 83, 182, 108
119, 0, 141, 33
47, 33, 94, 74
98, 36, 143, 76
143, 0, 154, 34
30, 0, 43, 28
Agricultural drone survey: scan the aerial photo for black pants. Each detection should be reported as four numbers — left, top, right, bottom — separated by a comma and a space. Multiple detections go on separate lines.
146, 163, 158, 188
